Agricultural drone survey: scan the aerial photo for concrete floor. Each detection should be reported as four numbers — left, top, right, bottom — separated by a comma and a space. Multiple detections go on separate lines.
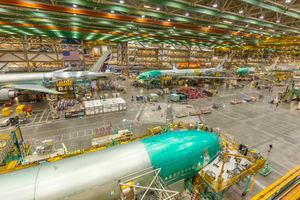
189, 87, 300, 199
0, 80, 299, 199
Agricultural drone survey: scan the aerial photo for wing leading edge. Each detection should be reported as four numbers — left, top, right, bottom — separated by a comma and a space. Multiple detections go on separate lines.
4, 84, 64, 94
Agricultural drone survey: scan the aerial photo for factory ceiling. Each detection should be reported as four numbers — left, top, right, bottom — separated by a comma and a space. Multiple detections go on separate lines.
0, 0, 299, 49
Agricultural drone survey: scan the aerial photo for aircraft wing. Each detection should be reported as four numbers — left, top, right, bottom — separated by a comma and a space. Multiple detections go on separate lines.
177, 76, 235, 80
4, 84, 64, 94
53, 67, 70, 73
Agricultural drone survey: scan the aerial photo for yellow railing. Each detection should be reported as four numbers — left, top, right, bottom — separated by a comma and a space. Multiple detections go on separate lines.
251, 165, 300, 200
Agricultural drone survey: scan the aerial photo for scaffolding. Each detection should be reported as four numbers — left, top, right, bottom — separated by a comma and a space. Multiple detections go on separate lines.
118, 168, 179, 200
47, 94, 59, 119
189, 133, 266, 200
0, 126, 31, 172
1, 35, 297, 72
0, 35, 64, 71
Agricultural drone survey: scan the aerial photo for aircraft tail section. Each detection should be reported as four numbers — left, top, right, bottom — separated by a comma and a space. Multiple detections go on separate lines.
270, 57, 279, 70
53, 66, 70, 73
215, 54, 228, 70
89, 50, 112, 72
172, 63, 178, 70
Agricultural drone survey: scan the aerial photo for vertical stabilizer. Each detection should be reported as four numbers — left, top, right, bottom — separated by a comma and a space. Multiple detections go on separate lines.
270, 57, 279, 70
215, 54, 229, 70
172, 63, 178, 70
89, 50, 112, 72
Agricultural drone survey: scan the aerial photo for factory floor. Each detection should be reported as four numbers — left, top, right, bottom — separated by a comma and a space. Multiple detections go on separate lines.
0, 80, 299, 199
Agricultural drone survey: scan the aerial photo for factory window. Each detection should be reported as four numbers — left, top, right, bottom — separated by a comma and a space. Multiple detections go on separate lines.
204, 149, 210, 165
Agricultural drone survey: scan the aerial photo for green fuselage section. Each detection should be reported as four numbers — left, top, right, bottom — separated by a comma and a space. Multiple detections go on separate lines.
141, 130, 221, 184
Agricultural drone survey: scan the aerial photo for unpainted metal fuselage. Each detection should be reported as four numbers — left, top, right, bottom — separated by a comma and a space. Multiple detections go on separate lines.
0, 130, 220, 200
0, 71, 109, 84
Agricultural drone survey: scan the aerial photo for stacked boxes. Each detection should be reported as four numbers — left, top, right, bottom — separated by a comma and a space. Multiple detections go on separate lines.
84, 101, 95, 116
84, 98, 126, 116
115, 98, 126, 110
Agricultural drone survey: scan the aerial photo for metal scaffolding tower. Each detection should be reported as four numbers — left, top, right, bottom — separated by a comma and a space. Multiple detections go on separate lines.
119, 168, 179, 200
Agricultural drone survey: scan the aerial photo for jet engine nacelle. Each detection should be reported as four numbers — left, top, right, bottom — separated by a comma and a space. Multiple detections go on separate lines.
0, 88, 16, 101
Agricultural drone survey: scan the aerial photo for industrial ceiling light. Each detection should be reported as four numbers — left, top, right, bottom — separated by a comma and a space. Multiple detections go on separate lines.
238, 10, 243, 14
185, 13, 189, 16
259, 15, 264, 19
119, 0, 124, 3
143, 5, 151, 9
73, 4, 77, 8
110, 10, 115, 13
167, 19, 171, 22
208, 25, 211, 28
245, 24, 249, 27
212, 3, 218, 8
141, 15, 145, 18
223, 20, 232, 24
156, 7, 160, 11
73, 13, 77, 16
276, 19, 280, 23
259, 27, 263, 30
285, 0, 291, 3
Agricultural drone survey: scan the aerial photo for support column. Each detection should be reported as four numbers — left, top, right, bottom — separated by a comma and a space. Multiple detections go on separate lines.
81, 40, 87, 70
117, 42, 128, 66
53, 38, 61, 68
22, 35, 30, 71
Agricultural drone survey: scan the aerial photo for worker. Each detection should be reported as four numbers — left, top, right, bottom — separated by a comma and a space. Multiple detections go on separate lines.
269, 85, 273, 93
131, 96, 134, 102
157, 105, 161, 110
276, 101, 280, 109
205, 126, 209, 131
268, 144, 273, 153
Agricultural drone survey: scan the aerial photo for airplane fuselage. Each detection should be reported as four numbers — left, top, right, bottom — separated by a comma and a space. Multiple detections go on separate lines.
0, 130, 220, 200
137, 67, 221, 81
0, 71, 109, 84
161, 67, 220, 76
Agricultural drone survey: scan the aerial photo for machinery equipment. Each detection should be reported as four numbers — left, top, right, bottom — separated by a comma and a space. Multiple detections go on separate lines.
189, 134, 265, 199
280, 82, 300, 103
0, 127, 30, 167
0, 88, 16, 101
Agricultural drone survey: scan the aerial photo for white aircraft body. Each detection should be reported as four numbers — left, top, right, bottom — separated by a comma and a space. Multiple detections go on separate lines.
269, 57, 299, 71
0, 50, 112, 101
